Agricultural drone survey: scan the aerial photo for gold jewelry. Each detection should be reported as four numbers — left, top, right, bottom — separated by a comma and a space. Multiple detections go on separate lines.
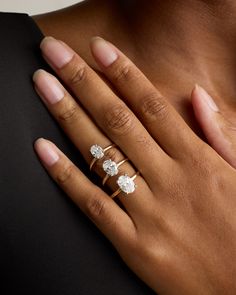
102, 158, 128, 186
89, 143, 116, 171
110, 171, 140, 199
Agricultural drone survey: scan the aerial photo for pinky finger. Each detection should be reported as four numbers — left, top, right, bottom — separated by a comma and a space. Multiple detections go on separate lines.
34, 138, 136, 249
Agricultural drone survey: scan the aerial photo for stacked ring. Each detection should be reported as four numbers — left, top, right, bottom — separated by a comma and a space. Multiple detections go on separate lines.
102, 158, 128, 185
110, 171, 140, 199
90, 143, 139, 199
89, 143, 116, 170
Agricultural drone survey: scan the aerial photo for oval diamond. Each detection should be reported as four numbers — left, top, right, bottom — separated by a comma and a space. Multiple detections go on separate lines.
103, 160, 119, 176
117, 175, 136, 194
90, 145, 104, 159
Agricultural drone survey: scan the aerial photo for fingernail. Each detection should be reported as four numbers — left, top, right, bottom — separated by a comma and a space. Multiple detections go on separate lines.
195, 84, 219, 112
33, 69, 64, 104
90, 37, 118, 67
34, 138, 59, 166
40, 36, 74, 68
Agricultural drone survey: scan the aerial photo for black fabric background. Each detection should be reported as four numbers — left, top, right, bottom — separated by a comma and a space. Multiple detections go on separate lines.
0, 12, 155, 295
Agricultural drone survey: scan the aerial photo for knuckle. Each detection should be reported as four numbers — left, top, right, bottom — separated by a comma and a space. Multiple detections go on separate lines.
112, 63, 132, 84
56, 164, 75, 185
68, 63, 87, 86
103, 104, 134, 135
57, 101, 78, 124
86, 196, 107, 220
140, 92, 169, 124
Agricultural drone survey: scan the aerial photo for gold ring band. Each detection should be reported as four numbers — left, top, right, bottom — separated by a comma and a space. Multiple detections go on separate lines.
110, 171, 140, 199
90, 143, 116, 171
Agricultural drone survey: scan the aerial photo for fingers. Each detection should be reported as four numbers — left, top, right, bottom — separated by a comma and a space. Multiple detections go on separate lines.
90, 37, 197, 157
33, 69, 154, 215
33, 69, 110, 163
34, 138, 136, 249
191, 85, 236, 168
39, 36, 170, 176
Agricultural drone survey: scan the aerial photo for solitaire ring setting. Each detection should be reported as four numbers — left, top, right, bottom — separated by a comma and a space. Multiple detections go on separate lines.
102, 158, 128, 185
90, 143, 116, 170
111, 172, 140, 199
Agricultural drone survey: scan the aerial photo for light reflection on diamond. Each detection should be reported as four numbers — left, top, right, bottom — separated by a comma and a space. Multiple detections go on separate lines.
103, 160, 119, 176
117, 174, 136, 194
90, 145, 104, 159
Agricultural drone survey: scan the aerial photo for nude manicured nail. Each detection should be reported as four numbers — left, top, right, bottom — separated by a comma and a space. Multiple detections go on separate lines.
91, 37, 118, 67
195, 84, 219, 112
40, 36, 74, 68
34, 138, 59, 166
33, 69, 64, 104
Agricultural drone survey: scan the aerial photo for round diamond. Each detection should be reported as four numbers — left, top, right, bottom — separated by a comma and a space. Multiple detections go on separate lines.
90, 145, 104, 159
103, 160, 119, 176
117, 175, 136, 194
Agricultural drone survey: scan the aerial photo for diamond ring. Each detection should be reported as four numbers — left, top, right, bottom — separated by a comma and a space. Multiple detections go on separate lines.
90, 143, 116, 171
110, 171, 140, 199
102, 158, 128, 186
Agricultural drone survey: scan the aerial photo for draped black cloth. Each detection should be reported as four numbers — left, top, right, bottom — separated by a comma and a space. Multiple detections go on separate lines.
0, 12, 155, 294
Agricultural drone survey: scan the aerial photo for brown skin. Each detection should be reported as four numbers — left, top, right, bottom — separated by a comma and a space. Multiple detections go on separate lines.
33, 0, 236, 167
33, 0, 236, 132
33, 37, 236, 294
31, 1, 236, 294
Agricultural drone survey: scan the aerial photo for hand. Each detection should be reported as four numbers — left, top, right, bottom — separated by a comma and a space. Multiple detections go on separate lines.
191, 85, 236, 168
33, 37, 236, 295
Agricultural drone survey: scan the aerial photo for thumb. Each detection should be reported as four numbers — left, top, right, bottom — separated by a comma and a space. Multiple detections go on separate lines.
191, 85, 236, 168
